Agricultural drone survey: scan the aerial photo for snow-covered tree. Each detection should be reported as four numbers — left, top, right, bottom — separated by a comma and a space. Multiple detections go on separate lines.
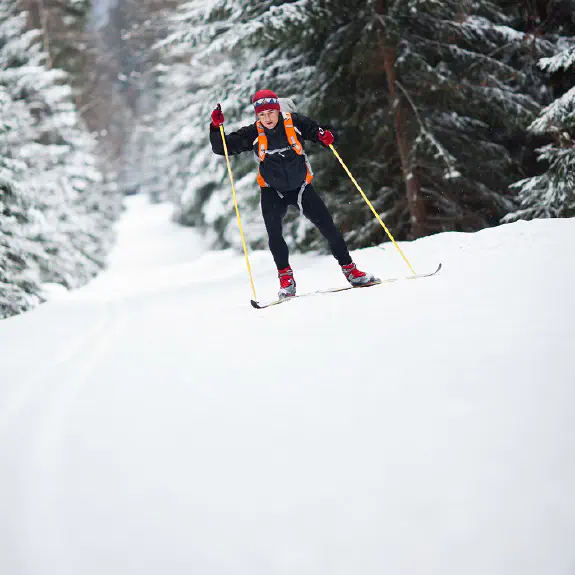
156, 0, 365, 253
507, 40, 575, 220
85, 0, 182, 196
21, 0, 91, 89
155, 0, 271, 250
0, 83, 44, 315
255, 0, 553, 240
157, 0, 559, 254
0, 2, 120, 318
348, 0, 554, 239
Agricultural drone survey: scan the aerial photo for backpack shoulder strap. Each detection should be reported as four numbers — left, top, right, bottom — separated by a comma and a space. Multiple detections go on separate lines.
283, 113, 303, 155
255, 120, 267, 162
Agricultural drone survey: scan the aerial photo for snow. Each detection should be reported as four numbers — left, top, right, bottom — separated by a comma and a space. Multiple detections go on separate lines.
540, 46, 575, 74
1, 194, 574, 575
529, 85, 575, 134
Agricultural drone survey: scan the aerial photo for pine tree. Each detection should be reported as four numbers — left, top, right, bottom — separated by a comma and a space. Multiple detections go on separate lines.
156, 0, 270, 251
156, 0, 573, 261
253, 0, 555, 242
506, 3, 575, 220
157, 0, 346, 253
0, 1, 119, 318
84, 0, 181, 196
0, 84, 44, 316
21, 0, 91, 89
337, 0, 554, 239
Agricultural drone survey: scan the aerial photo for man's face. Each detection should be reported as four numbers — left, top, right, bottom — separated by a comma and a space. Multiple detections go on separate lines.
257, 109, 280, 129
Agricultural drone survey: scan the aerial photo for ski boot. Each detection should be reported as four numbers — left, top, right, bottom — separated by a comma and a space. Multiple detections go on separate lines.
341, 262, 378, 286
278, 266, 296, 299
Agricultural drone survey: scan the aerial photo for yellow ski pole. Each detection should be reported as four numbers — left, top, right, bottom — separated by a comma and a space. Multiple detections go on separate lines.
327, 141, 416, 276
218, 117, 258, 301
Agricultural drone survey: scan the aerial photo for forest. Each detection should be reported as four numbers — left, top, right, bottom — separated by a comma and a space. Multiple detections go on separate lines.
1, 0, 574, 318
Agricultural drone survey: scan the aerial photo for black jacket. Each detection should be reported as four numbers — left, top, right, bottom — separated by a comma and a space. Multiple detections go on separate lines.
209, 113, 323, 193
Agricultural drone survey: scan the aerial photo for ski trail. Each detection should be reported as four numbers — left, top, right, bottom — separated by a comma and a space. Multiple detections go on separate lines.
14, 301, 128, 572
0, 298, 118, 434
0, 295, 128, 574
1, 198, 573, 575
0, 196, 207, 437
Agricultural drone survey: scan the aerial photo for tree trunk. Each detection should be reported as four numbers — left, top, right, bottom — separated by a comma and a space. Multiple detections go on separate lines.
23, 0, 52, 67
376, 0, 426, 238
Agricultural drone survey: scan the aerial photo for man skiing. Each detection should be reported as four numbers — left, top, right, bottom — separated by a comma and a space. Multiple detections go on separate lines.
209, 89, 376, 299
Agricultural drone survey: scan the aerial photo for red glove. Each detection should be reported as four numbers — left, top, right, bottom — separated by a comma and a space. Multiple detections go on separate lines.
211, 104, 224, 127
318, 128, 334, 146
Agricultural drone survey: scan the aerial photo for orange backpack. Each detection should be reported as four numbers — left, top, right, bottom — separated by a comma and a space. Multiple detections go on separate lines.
256, 113, 314, 187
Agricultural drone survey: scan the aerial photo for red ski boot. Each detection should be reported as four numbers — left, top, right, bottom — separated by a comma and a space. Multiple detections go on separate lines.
278, 266, 296, 299
341, 262, 377, 286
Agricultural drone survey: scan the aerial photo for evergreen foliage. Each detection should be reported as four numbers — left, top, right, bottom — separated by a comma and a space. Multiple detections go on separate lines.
158, 1, 563, 254
157, 0, 344, 253
507, 33, 575, 219
345, 0, 553, 238
4, 0, 572, 319
22, 0, 91, 91
156, 0, 269, 249
92, 0, 180, 197
0, 1, 119, 319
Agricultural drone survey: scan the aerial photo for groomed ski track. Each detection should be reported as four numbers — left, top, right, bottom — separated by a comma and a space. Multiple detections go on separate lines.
1, 196, 574, 575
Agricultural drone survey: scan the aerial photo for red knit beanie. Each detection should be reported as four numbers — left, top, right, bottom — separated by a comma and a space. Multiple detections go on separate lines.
252, 89, 280, 114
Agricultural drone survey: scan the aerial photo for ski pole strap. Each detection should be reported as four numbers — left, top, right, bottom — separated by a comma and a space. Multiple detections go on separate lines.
328, 144, 416, 276
219, 125, 258, 300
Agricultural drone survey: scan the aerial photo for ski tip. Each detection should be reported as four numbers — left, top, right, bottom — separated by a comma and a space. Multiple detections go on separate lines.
250, 300, 262, 309
436, 262, 442, 273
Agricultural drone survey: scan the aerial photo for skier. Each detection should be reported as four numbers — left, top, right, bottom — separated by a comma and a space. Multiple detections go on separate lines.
209, 89, 376, 299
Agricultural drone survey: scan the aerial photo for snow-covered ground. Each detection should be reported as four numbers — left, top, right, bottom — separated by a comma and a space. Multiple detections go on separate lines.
1, 195, 574, 575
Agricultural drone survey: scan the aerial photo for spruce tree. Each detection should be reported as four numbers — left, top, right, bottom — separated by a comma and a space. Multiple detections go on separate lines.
157, 0, 271, 250
157, 1, 569, 256
21, 0, 91, 92
0, 85, 44, 316
344, 0, 553, 239
506, 2, 575, 220
0, 1, 119, 318
158, 0, 345, 253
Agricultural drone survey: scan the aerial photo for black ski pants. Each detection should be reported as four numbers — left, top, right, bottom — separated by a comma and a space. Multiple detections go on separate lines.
260, 184, 352, 270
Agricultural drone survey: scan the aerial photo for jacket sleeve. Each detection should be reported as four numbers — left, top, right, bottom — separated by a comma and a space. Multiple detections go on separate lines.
292, 113, 322, 144
209, 123, 258, 156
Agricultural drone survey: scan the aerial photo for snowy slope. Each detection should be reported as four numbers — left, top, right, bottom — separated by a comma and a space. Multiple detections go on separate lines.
1, 195, 574, 575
